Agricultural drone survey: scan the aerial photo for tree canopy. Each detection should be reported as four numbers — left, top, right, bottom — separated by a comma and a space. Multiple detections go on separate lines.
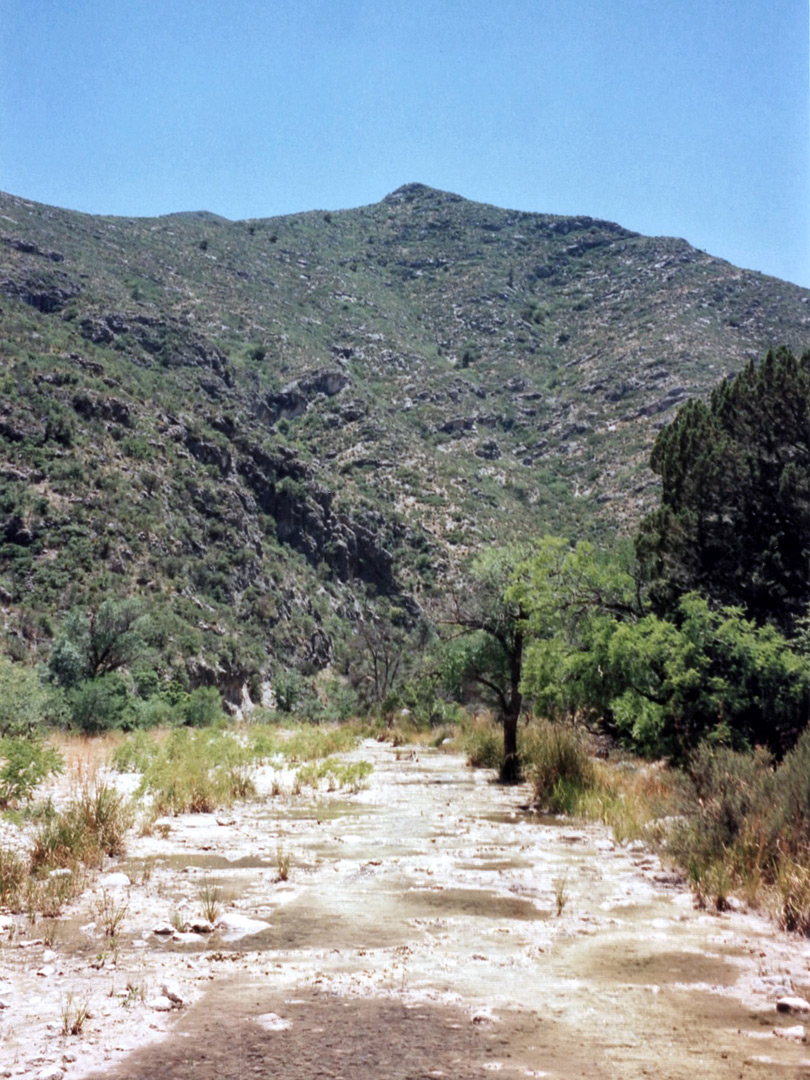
638, 346, 810, 635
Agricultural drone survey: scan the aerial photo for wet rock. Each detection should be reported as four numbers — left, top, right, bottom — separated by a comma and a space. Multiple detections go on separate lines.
188, 919, 215, 934
36, 1067, 63, 1080
774, 1024, 806, 1042
777, 996, 810, 1015
147, 995, 174, 1012
217, 912, 270, 938
99, 872, 130, 888
161, 982, 184, 1006
754, 974, 793, 997
255, 1012, 291, 1031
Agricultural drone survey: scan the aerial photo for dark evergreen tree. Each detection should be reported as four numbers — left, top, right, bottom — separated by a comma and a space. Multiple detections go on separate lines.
637, 347, 810, 635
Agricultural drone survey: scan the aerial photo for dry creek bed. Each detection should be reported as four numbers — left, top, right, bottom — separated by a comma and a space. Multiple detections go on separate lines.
1, 740, 810, 1079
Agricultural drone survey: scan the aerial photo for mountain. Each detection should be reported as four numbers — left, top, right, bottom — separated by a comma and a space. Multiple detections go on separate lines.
0, 182, 808, 701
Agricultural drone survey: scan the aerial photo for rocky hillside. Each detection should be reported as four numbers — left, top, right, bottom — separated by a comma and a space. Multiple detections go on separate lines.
0, 182, 808, 695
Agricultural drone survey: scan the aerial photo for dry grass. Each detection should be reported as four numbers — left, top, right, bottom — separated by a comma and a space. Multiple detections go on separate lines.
48, 731, 126, 789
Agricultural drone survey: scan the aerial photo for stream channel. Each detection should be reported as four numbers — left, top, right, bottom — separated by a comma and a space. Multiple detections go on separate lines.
3, 740, 810, 1079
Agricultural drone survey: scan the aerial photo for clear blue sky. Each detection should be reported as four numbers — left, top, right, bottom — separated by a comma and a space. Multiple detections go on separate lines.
1, 0, 808, 286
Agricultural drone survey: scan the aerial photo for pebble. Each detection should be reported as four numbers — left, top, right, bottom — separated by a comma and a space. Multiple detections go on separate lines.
777, 996, 810, 1015
36, 966, 55, 978
152, 922, 175, 936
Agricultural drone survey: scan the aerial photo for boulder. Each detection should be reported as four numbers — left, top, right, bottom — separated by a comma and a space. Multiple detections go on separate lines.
777, 996, 810, 1015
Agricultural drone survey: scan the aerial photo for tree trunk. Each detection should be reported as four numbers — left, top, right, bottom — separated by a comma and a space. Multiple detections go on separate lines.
500, 709, 520, 784
500, 626, 524, 784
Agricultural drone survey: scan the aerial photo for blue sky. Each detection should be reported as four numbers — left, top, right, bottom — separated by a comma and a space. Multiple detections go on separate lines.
1, 0, 808, 286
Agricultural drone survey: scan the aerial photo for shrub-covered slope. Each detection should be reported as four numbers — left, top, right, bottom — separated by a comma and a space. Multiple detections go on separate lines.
0, 182, 807, 696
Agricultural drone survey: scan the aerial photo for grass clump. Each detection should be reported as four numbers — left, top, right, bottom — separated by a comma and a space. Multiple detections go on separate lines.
94, 888, 128, 936
110, 729, 161, 774
197, 875, 223, 923
522, 721, 597, 813
135, 728, 255, 814
30, 782, 133, 874
462, 717, 504, 771
276, 725, 360, 763
0, 847, 27, 908
276, 844, 291, 882
294, 758, 372, 793
61, 993, 91, 1036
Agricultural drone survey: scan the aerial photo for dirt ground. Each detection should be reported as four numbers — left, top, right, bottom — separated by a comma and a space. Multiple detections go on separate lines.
3, 740, 810, 1080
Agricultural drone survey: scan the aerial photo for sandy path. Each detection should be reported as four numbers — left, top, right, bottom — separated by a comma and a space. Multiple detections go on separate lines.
2, 741, 810, 1079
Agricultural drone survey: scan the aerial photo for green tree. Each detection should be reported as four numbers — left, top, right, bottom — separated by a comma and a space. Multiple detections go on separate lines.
516, 537, 640, 728
638, 346, 810, 635
440, 546, 532, 782
339, 598, 429, 719
67, 671, 133, 734
48, 598, 149, 688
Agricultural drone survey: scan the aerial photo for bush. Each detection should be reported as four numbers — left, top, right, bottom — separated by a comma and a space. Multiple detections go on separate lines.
0, 736, 64, 806
0, 656, 52, 737
273, 670, 307, 714
768, 727, 810, 859
67, 672, 133, 733
181, 686, 225, 727
667, 744, 773, 895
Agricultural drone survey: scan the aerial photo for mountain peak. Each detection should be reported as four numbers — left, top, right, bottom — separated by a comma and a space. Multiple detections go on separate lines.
383, 182, 463, 205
